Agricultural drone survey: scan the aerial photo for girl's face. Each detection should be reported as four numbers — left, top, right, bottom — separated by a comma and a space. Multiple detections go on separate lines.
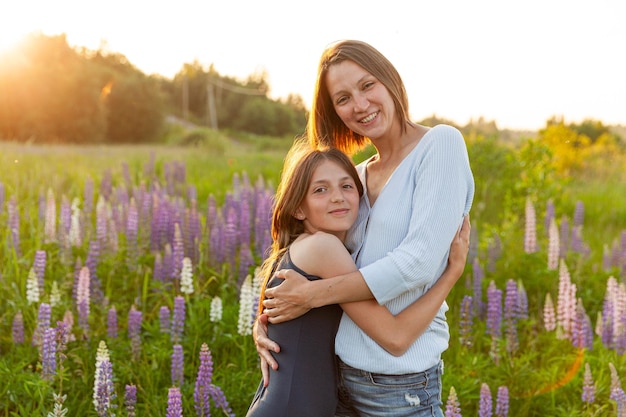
295, 159, 360, 242
326, 60, 397, 140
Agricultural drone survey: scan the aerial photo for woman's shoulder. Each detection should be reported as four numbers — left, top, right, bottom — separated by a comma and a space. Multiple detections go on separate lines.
426, 124, 463, 139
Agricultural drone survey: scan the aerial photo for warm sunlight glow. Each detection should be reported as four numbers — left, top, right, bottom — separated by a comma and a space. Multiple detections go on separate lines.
0, 26, 28, 55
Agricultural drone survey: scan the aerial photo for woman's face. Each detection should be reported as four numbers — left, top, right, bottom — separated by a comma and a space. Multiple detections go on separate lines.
326, 60, 397, 140
295, 159, 360, 242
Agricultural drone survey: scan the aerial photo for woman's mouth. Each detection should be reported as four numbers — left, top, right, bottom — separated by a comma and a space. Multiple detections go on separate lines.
359, 112, 378, 124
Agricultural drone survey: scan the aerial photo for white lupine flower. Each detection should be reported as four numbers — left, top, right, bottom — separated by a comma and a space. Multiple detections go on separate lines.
69, 197, 82, 247
44, 188, 57, 244
210, 296, 223, 323
93, 340, 110, 409
49, 281, 61, 307
26, 267, 40, 304
237, 274, 254, 335
179, 257, 194, 295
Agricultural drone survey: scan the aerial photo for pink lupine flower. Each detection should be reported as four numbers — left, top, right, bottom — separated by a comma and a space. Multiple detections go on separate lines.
524, 197, 537, 253
547, 218, 560, 270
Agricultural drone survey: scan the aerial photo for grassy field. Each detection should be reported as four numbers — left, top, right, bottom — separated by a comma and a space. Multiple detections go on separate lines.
0, 137, 625, 416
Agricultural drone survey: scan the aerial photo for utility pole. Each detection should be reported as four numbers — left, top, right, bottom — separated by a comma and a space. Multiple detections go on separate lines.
207, 78, 218, 130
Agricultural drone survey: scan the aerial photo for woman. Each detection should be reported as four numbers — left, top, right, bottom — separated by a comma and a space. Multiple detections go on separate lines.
257, 40, 475, 416
246, 142, 470, 416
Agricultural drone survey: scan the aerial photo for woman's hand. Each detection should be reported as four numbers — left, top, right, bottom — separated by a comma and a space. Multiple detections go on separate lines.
448, 215, 471, 275
252, 314, 280, 387
263, 269, 313, 323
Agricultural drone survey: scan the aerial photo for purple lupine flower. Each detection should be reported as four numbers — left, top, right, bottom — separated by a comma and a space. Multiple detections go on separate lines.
125, 384, 137, 417
444, 386, 461, 417
33, 302, 52, 349
459, 295, 473, 348
573, 200, 584, 227
8, 195, 21, 256
85, 239, 104, 303
185, 200, 202, 265
495, 386, 509, 417
128, 305, 143, 360
472, 257, 484, 318
153, 253, 165, 283
59, 194, 71, 237
126, 197, 139, 266
33, 250, 47, 296
582, 362, 595, 404
42, 327, 57, 381
478, 382, 492, 417
163, 244, 174, 284
206, 194, 218, 232
171, 296, 185, 343
160, 306, 171, 334
12, 311, 24, 344
208, 385, 234, 417
76, 267, 91, 335
224, 206, 239, 273
166, 387, 183, 417
572, 298, 593, 349
524, 197, 537, 254
171, 223, 185, 281
609, 363, 625, 414
209, 217, 225, 266
570, 226, 585, 254
238, 244, 255, 286
487, 281, 502, 361
504, 279, 519, 353
517, 280, 528, 319
238, 190, 252, 252
107, 306, 118, 339
94, 359, 116, 417
544, 199, 555, 237
44, 188, 57, 244
171, 344, 184, 386
194, 343, 213, 417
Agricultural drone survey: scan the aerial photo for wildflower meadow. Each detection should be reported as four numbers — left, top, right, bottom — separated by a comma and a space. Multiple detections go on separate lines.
0, 134, 625, 416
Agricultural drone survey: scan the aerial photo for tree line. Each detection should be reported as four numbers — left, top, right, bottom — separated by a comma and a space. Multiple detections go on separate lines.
0, 33, 307, 144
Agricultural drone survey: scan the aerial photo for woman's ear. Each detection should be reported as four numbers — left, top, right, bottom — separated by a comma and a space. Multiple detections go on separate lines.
293, 209, 305, 220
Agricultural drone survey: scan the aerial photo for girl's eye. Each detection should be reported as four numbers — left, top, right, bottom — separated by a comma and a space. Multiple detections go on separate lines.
363, 81, 375, 90
336, 96, 348, 105
313, 187, 326, 193
343, 183, 354, 189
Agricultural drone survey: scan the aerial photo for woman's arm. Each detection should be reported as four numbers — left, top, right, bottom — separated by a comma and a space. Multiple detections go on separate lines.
277, 216, 470, 356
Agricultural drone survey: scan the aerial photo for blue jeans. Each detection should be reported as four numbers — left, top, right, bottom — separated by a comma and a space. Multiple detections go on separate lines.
335, 358, 444, 417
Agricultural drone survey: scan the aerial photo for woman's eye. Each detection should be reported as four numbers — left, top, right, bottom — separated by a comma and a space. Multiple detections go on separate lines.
363, 81, 374, 90
336, 96, 348, 105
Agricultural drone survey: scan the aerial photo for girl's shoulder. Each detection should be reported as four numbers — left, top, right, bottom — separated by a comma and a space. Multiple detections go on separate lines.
290, 232, 352, 278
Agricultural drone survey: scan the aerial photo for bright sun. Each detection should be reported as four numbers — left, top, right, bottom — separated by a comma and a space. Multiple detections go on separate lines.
0, 26, 29, 55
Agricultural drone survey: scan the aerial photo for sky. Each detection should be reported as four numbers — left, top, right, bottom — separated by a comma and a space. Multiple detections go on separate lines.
1, 0, 624, 131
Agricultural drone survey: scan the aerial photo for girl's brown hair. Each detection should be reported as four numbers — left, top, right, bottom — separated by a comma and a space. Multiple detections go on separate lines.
257, 139, 363, 315
307, 40, 411, 155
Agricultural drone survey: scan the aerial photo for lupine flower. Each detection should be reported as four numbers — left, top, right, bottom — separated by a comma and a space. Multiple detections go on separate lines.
504, 279, 519, 353
107, 306, 118, 339
171, 223, 185, 281
171, 344, 184, 386
160, 306, 171, 334
547, 218, 560, 270
76, 267, 91, 334
238, 244, 255, 286
62, 310, 76, 342
49, 281, 61, 307
495, 386, 509, 417
128, 305, 143, 359
573, 200, 584, 227
524, 197, 537, 253
34, 250, 47, 295
238, 274, 255, 336
166, 387, 183, 417
572, 298, 593, 349
93, 340, 115, 413
487, 281, 502, 361
48, 393, 68, 417
543, 293, 556, 331
26, 268, 40, 305
194, 343, 213, 417
69, 197, 82, 247
582, 362, 595, 404
209, 385, 234, 417
472, 257, 484, 318
8, 195, 21, 256
559, 216, 570, 256
609, 362, 626, 415
251, 267, 263, 315
487, 233, 501, 273
478, 382, 492, 417
180, 257, 194, 295
171, 296, 185, 343
34, 302, 52, 349
44, 188, 57, 244
154, 252, 165, 282
12, 311, 24, 344
556, 260, 576, 339
209, 296, 223, 323
444, 386, 461, 417
126, 197, 139, 266
516, 280, 528, 319
459, 295, 473, 348
125, 384, 137, 417
42, 327, 57, 381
